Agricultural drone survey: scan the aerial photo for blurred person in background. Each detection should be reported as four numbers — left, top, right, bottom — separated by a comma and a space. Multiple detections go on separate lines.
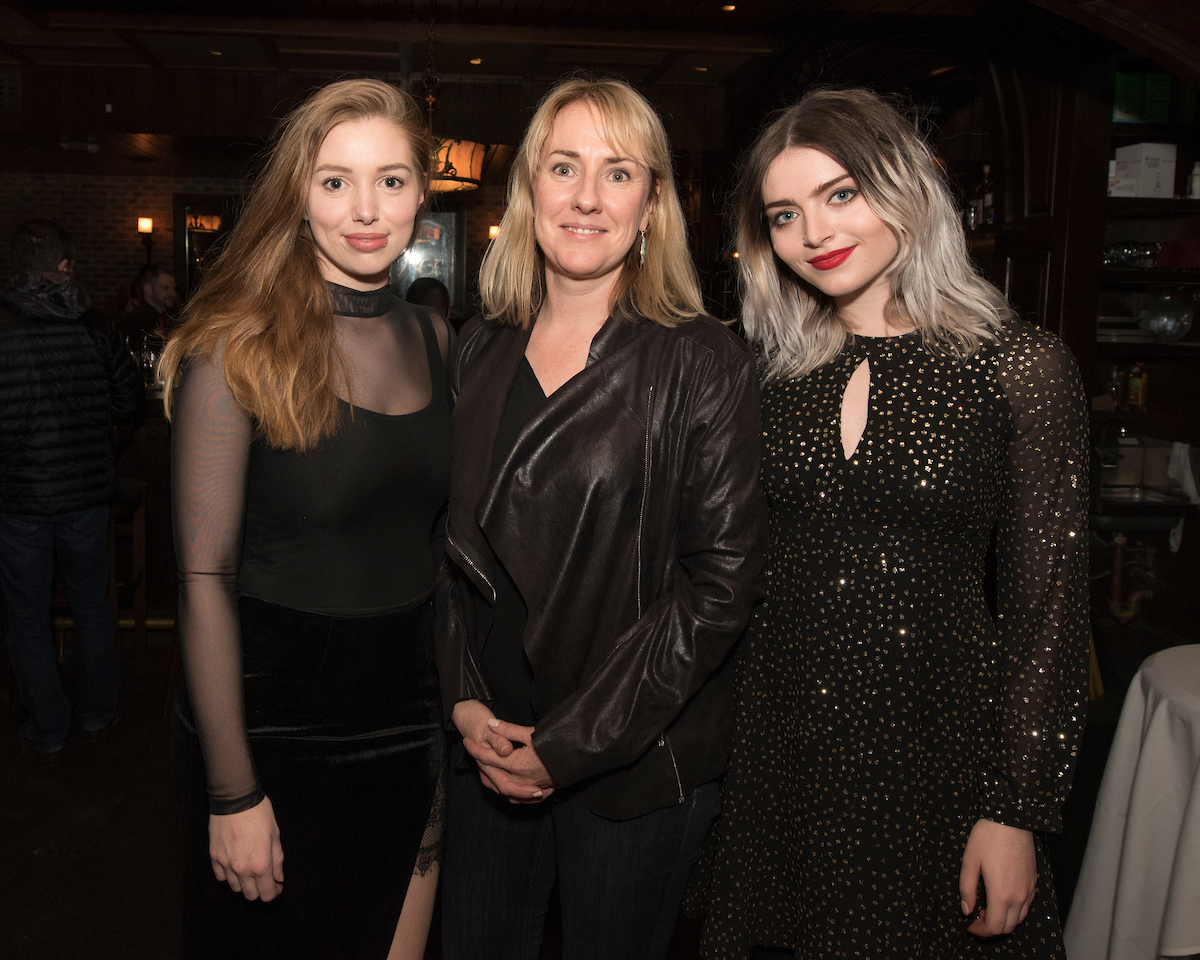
0, 219, 144, 764
118, 263, 177, 339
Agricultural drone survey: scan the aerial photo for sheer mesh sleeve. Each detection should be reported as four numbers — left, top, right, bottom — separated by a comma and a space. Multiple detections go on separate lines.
984, 326, 1090, 833
172, 351, 262, 814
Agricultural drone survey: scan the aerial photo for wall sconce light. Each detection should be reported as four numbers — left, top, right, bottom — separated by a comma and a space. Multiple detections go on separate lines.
488, 224, 501, 240
138, 217, 153, 263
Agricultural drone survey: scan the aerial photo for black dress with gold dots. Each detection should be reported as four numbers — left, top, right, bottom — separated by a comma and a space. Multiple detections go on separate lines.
696, 320, 1090, 959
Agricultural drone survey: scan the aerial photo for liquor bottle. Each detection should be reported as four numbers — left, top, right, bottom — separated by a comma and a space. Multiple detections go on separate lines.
1126, 363, 1148, 411
973, 165, 995, 229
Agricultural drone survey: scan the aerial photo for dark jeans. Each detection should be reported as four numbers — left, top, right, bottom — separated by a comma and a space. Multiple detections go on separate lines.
0, 507, 117, 751
442, 741, 720, 960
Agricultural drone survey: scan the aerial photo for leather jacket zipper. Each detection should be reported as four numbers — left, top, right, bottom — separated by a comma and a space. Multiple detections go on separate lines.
636, 384, 655, 621
642, 387, 682, 804
446, 508, 496, 604
658, 733, 686, 804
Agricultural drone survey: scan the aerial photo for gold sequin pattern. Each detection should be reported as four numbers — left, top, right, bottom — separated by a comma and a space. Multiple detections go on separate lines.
695, 321, 1090, 958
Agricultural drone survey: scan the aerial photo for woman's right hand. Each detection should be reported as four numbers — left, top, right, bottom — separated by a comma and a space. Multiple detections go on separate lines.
451, 699, 517, 760
208, 796, 285, 901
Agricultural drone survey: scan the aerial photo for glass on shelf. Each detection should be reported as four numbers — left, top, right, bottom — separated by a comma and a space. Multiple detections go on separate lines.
1138, 288, 1196, 342
1103, 241, 1161, 269
140, 333, 164, 388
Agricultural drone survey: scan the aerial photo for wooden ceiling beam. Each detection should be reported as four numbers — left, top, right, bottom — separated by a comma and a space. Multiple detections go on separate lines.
118, 32, 163, 70
258, 36, 284, 71
1027, 0, 1200, 83
39, 12, 776, 56
641, 51, 684, 86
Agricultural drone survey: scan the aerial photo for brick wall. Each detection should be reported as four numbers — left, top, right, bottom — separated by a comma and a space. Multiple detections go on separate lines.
0, 172, 245, 315
0, 173, 513, 321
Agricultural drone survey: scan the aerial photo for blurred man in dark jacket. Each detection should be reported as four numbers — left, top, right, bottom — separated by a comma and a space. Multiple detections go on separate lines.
0, 220, 144, 763
116, 263, 177, 339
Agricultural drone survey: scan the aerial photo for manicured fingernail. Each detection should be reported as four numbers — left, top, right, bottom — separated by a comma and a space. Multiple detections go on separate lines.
961, 899, 970, 916
487, 718, 499, 727
533, 791, 543, 797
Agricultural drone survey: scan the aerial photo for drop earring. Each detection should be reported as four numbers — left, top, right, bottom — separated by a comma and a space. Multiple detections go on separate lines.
639, 229, 647, 267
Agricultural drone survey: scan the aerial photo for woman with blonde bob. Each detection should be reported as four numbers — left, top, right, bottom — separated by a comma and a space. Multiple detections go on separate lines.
436, 76, 767, 960
694, 87, 1090, 958
162, 78, 451, 959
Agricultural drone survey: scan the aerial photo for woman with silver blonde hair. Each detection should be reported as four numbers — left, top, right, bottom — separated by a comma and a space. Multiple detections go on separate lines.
694, 87, 1090, 958
437, 76, 767, 960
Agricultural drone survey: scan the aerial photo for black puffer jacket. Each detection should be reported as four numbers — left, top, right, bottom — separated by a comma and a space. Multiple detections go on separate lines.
438, 310, 768, 819
0, 273, 145, 515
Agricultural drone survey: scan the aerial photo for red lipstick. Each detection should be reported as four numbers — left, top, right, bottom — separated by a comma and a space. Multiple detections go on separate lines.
346, 234, 388, 252
808, 246, 855, 270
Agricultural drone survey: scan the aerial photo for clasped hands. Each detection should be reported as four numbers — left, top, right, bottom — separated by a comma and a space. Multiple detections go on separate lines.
451, 699, 557, 803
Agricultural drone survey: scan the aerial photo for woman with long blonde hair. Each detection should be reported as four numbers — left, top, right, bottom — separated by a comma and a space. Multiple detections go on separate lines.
162, 78, 450, 960
694, 87, 1090, 958
436, 76, 767, 960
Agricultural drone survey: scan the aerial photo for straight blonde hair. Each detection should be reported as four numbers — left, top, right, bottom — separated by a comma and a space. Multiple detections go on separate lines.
480, 76, 702, 329
733, 87, 1011, 380
160, 79, 435, 450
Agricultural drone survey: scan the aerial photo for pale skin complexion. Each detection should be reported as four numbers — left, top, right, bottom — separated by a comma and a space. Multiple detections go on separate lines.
450, 98, 659, 802
761, 145, 1038, 939
205, 115, 439, 960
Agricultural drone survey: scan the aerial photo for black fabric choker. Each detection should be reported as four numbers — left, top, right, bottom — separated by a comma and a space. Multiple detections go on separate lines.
328, 281, 395, 318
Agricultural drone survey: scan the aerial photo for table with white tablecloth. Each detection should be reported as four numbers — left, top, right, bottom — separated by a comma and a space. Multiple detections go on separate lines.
1064, 644, 1200, 960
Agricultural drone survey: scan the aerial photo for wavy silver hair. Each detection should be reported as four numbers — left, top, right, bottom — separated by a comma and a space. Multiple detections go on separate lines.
733, 87, 1011, 380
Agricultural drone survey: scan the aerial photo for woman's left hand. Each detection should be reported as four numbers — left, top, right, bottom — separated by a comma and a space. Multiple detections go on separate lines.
462, 718, 557, 804
959, 818, 1037, 937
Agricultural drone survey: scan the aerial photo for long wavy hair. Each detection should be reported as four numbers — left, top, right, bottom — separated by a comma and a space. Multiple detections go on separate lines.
160, 79, 435, 450
733, 87, 1011, 380
480, 76, 702, 329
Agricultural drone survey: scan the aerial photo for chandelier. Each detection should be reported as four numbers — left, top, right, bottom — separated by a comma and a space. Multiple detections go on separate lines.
421, 22, 485, 192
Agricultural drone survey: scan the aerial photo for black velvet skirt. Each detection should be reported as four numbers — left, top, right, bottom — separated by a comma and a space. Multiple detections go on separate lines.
173, 594, 444, 960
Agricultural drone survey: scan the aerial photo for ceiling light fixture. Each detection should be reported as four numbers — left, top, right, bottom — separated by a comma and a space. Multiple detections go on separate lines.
722, 4, 736, 10
421, 19, 486, 191
469, 57, 482, 65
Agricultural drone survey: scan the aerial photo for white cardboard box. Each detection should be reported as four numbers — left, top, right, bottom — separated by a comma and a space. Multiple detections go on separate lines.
1114, 142, 1177, 197
1108, 160, 1137, 197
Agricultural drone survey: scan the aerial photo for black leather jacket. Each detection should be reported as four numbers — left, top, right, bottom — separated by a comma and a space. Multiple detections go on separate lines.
437, 310, 768, 819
